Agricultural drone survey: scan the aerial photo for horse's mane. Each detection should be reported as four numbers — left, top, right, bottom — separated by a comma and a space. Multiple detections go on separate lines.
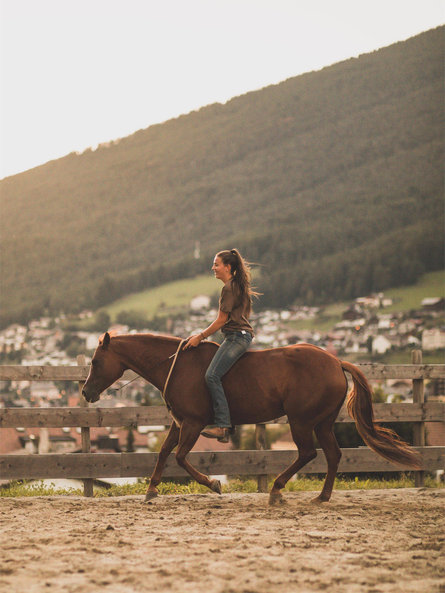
99, 331, 181, 347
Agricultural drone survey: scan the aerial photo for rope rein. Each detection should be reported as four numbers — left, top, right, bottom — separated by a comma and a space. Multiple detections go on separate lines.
162, 339, 186, 403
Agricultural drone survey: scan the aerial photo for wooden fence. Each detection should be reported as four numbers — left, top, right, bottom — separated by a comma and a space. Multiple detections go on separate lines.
0, 351, 444, 496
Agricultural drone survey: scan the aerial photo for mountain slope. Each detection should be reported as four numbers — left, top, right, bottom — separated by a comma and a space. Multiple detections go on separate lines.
0, 27, 443, 325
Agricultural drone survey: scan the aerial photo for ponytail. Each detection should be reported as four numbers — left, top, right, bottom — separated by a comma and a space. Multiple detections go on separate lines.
216, 248, 260, 315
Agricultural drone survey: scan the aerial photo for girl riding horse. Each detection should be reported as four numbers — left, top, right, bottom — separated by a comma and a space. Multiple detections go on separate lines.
183, 248, 258, 443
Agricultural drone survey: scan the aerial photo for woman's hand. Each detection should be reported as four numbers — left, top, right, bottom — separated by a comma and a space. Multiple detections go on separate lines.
183, 334, 203, 349
183, 311, 228, 350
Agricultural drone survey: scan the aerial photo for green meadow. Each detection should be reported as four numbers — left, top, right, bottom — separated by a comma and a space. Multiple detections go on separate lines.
384, 270, 444, 312
103, 274, 220, 322
99, 270, 443, 342
102, 268, 262, 322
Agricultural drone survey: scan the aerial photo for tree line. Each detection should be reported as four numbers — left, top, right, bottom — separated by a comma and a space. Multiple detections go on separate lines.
0, 27, 443, 327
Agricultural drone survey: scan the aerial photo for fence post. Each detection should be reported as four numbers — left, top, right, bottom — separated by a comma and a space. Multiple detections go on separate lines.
411, 349, 425, 487
255, 423, 268, 493
77, 355, 94, 497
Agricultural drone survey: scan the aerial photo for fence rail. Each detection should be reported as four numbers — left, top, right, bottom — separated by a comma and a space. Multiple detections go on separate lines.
2, 448, 444, 481
0, 402, 444, 428
1, 354, 444, 495
1, 363, 444, 382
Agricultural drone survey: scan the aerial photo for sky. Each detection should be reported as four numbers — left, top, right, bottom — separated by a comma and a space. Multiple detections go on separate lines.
0, 0, 443, 179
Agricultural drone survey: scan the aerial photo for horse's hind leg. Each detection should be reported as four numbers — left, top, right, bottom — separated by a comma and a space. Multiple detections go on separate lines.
145, 422, 180, 501
313, 415, 342, 503
175, 420, 222, 494
269, 421, 316, 505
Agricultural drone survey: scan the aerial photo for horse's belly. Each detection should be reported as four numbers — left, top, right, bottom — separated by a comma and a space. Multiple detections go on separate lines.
223, 368, 287, 424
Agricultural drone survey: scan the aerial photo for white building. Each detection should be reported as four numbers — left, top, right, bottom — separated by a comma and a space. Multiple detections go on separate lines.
422, 328, 445, 351
372, 335, 392, 354
190, 295, 211, 311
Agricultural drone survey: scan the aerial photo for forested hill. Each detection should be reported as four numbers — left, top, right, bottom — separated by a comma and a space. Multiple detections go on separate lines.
1, 27, 443, 327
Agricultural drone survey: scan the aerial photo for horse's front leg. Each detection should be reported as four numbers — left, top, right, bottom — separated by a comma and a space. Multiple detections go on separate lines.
145, 421, 180, 501
175, 420, 222, 494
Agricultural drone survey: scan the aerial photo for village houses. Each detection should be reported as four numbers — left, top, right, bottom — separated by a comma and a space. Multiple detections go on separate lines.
0, 289, 443, 458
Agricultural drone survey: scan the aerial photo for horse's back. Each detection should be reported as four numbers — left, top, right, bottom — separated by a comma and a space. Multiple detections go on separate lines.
197, 341, 344, 380
171, 340, 347, 425
241, 342, 343, 374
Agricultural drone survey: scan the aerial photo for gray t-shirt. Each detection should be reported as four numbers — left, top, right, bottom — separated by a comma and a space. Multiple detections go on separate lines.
219, 280, 254, 336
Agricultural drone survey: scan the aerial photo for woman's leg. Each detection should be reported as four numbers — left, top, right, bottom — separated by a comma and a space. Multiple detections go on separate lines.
205, 333, 252, 427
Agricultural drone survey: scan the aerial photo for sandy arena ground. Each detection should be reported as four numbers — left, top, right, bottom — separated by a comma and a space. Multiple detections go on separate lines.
1, 488, 444, 593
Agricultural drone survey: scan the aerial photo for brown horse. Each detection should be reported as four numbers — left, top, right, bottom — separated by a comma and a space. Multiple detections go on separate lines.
82, 332, 420, 504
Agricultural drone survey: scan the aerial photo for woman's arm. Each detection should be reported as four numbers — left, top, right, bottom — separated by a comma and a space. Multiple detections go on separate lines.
183, 309, 229, 349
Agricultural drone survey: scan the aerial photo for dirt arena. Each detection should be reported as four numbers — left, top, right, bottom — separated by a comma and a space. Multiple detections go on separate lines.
1, 488, 444, 593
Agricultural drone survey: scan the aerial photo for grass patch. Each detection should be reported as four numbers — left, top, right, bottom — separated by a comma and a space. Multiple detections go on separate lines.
285, 302, 347, 333
374, 350, 444, 364
0, 481, 84, 497
350, 349, 445, 364
2, 475, 442, 498
102, 269, 261, 322
384, 270, 444, 313
103, 274, 220, 322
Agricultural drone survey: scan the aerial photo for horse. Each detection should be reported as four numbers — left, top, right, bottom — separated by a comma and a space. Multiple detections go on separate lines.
82, 332, 420, 504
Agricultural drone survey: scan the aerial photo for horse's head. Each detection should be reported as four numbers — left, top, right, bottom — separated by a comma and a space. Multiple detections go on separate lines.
82, 332, 126, 403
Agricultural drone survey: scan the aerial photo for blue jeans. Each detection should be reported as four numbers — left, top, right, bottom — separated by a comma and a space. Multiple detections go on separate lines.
205, 331, 253, 427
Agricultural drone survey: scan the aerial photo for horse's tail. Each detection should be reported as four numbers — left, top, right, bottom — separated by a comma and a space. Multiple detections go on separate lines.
341, 360, 421, 469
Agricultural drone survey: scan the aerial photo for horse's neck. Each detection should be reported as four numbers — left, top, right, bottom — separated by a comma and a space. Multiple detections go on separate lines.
112, 334, 180, 391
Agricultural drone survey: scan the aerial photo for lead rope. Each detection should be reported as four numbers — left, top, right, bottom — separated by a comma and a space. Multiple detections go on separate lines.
162, 339, 186, 404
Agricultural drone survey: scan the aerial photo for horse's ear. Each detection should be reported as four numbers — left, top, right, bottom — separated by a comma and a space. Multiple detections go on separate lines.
102, 332, 111, 350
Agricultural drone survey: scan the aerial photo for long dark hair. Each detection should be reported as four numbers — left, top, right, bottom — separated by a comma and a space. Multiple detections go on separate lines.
217, 248, 260, 316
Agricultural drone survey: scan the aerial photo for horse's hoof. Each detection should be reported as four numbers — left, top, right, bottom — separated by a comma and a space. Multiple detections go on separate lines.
210, 479, 222, 494
311, 495, 329, 504
144, 490, 158, 502
269, 491, 284, 506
